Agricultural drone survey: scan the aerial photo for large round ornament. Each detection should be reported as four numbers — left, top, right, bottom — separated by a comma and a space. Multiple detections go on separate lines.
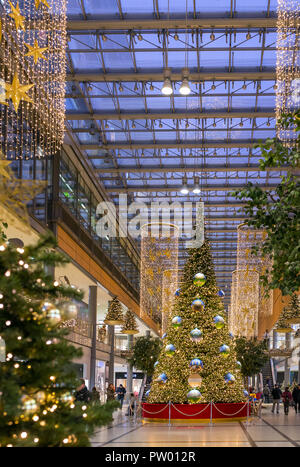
190, 328, 203, 343
175, 288, 181, 297
189, 358, 204, 371
188, 373, 202, 388
229, 332, 234, 339
61, 302, 78, 320
47, 308, 61, 323
219, 344, 230, 357
187, 389, 202, 403
236, 361, 242, 369
165, 344, 175, 356
218, 289, 225, 297
22, 396, 38, 413
145, 390, 151, 398
193, 273, 206, 287
41, 301, 54, 313
243, 390, 249, 397
172, 316, 182, 328
191, 299, 205, 311
213, 315, 225, 329
156, 373, 167, 383
224, 373, 235, 385
162, 333, 167, 339
154, 361, 159, 368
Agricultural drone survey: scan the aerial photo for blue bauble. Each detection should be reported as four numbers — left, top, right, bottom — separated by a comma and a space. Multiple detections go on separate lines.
213, 315, 225, 329
224, 373, 235, 384
145, 390, 150, 398
189, 358, 204, 371
191, 298, 205, 311
190, 328, 203, 342
165, 344, 176, 356
162, 333, 167, 339
154, 361, 159, 367
175, 288, 181, 297
172, 316, 182, 328
157, 373, 167, 383
187, 389, 202, 403
236, 361, 242, 369
219, 344, 230, 357
243, 390, 249, 397
218, 289, 225, 297
193, 273, 206, 287
229, 332, 234, 339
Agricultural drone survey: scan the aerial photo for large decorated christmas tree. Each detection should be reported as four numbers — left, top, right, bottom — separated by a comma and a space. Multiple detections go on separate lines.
148, 241, 246, 404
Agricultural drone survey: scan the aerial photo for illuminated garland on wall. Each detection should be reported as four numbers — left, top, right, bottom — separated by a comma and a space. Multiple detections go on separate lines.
276, 0, 300, 144
161, 269, 179, 334
140, 223, 179, 327
0, 0, 67, 160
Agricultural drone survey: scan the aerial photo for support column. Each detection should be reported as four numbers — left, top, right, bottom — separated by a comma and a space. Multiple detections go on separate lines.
127, 335, 134, 396
284, 332, 291, 387
273, 330, 278, 349
89, 285, 97, 390
108, 325, 115, 386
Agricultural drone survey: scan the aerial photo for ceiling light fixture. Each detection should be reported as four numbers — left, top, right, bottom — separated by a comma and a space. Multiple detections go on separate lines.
179, 68, 191, 95
161, 77, 173, 95
180, 175, 189, 194
193, 176, 201, 194
210, 30, 215, 41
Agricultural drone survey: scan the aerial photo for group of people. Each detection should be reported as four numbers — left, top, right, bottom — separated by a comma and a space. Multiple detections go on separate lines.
107, 383, 137, 416
250, 381, 300, 415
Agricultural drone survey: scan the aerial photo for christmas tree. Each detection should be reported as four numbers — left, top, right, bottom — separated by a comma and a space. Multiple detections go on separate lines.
148, 241, 246, 404
285, 294, 300, 324
104, 297, 124, 325
121, 309, 139, 334
0, 231, 118, 447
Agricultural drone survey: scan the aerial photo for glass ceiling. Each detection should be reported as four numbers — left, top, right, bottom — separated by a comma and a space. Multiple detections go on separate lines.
65, 0, 285, 307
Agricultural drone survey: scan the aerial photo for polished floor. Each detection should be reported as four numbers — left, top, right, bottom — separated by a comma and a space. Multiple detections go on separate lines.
90, 404, 300, 447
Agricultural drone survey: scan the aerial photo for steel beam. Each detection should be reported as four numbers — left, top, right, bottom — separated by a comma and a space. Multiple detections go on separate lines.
104, 183, 276, 193
67, 17, 277, 31
67, 71, 276, 82
84, 141, 265, 151
66, 110, 275, 121
95, 164, 284, 174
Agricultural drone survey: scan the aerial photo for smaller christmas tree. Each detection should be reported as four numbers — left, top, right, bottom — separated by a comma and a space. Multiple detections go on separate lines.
104, 297, 124, 325
121, 309, 139, 335
275, 306, 294, 333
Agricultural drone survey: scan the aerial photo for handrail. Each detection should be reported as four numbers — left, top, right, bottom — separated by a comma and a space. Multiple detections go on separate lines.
270, 357, 276, 386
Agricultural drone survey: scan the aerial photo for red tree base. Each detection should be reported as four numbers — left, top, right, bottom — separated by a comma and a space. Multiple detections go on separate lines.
142, 402, 248, 423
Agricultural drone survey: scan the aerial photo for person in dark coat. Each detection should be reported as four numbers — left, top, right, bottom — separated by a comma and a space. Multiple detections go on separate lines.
91, 386, 100, 403
282, 387, 292, 415
116, 384, 126, 409
271, 384, 282, 414
292, 384, 300, 413
106, 383, 115, 401
75, 378, 90, 403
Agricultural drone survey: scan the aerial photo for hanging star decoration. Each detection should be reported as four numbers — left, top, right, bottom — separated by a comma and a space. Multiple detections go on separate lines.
35, 0, 50, 8
4, 73, 34, 112
25, 40, 48, 64
0, 152, 47, 230
8, 1, 25, 31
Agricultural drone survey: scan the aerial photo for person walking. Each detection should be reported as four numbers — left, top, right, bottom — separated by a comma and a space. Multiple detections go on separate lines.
116, 383, 126, 409
292, 384, 300, 414
91, 386, 100, 403
271, 384, 282, 414
263, 384, 271, 403
282, 387, 292, 415
106, 383, 115, 402
75, 378, 91, 403
128, 393, 136, 417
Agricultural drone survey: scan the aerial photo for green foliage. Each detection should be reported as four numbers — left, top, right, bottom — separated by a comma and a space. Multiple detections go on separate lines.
149, 241, 246, 404
127, 335, 162, 377
234, 337, 269, 378
233, 110, 300, 296
0, 231, 117, 447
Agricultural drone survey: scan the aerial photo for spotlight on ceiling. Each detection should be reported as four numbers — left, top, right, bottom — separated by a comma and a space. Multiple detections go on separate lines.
193, 177, 201, 194
180, 176, 189, 194
179, 68, 191, 95
161, 77, 173, 95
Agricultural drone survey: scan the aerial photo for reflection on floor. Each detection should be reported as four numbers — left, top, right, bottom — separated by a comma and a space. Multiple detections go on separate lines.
90, 405, 300, 447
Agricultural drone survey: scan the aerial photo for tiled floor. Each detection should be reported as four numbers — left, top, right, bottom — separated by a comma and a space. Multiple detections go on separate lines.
90, 405, 300, 447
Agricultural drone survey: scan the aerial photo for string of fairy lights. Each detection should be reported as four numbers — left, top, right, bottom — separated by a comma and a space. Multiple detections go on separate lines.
0, 0, 67, 160
276, 0, 300, 144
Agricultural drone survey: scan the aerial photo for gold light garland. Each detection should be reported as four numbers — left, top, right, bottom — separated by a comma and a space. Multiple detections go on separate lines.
276, 0, 300, 144
0, 0, 67, 160
140, 223, 179, 326
161, 268, 179, 333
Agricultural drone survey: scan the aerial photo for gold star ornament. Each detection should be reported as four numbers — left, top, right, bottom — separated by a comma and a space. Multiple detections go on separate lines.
35, 0, 50, 8
25, 40, 48, 64
4, 73, 34, 112
8, 2, 25, 31
0, 160, 12, 179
